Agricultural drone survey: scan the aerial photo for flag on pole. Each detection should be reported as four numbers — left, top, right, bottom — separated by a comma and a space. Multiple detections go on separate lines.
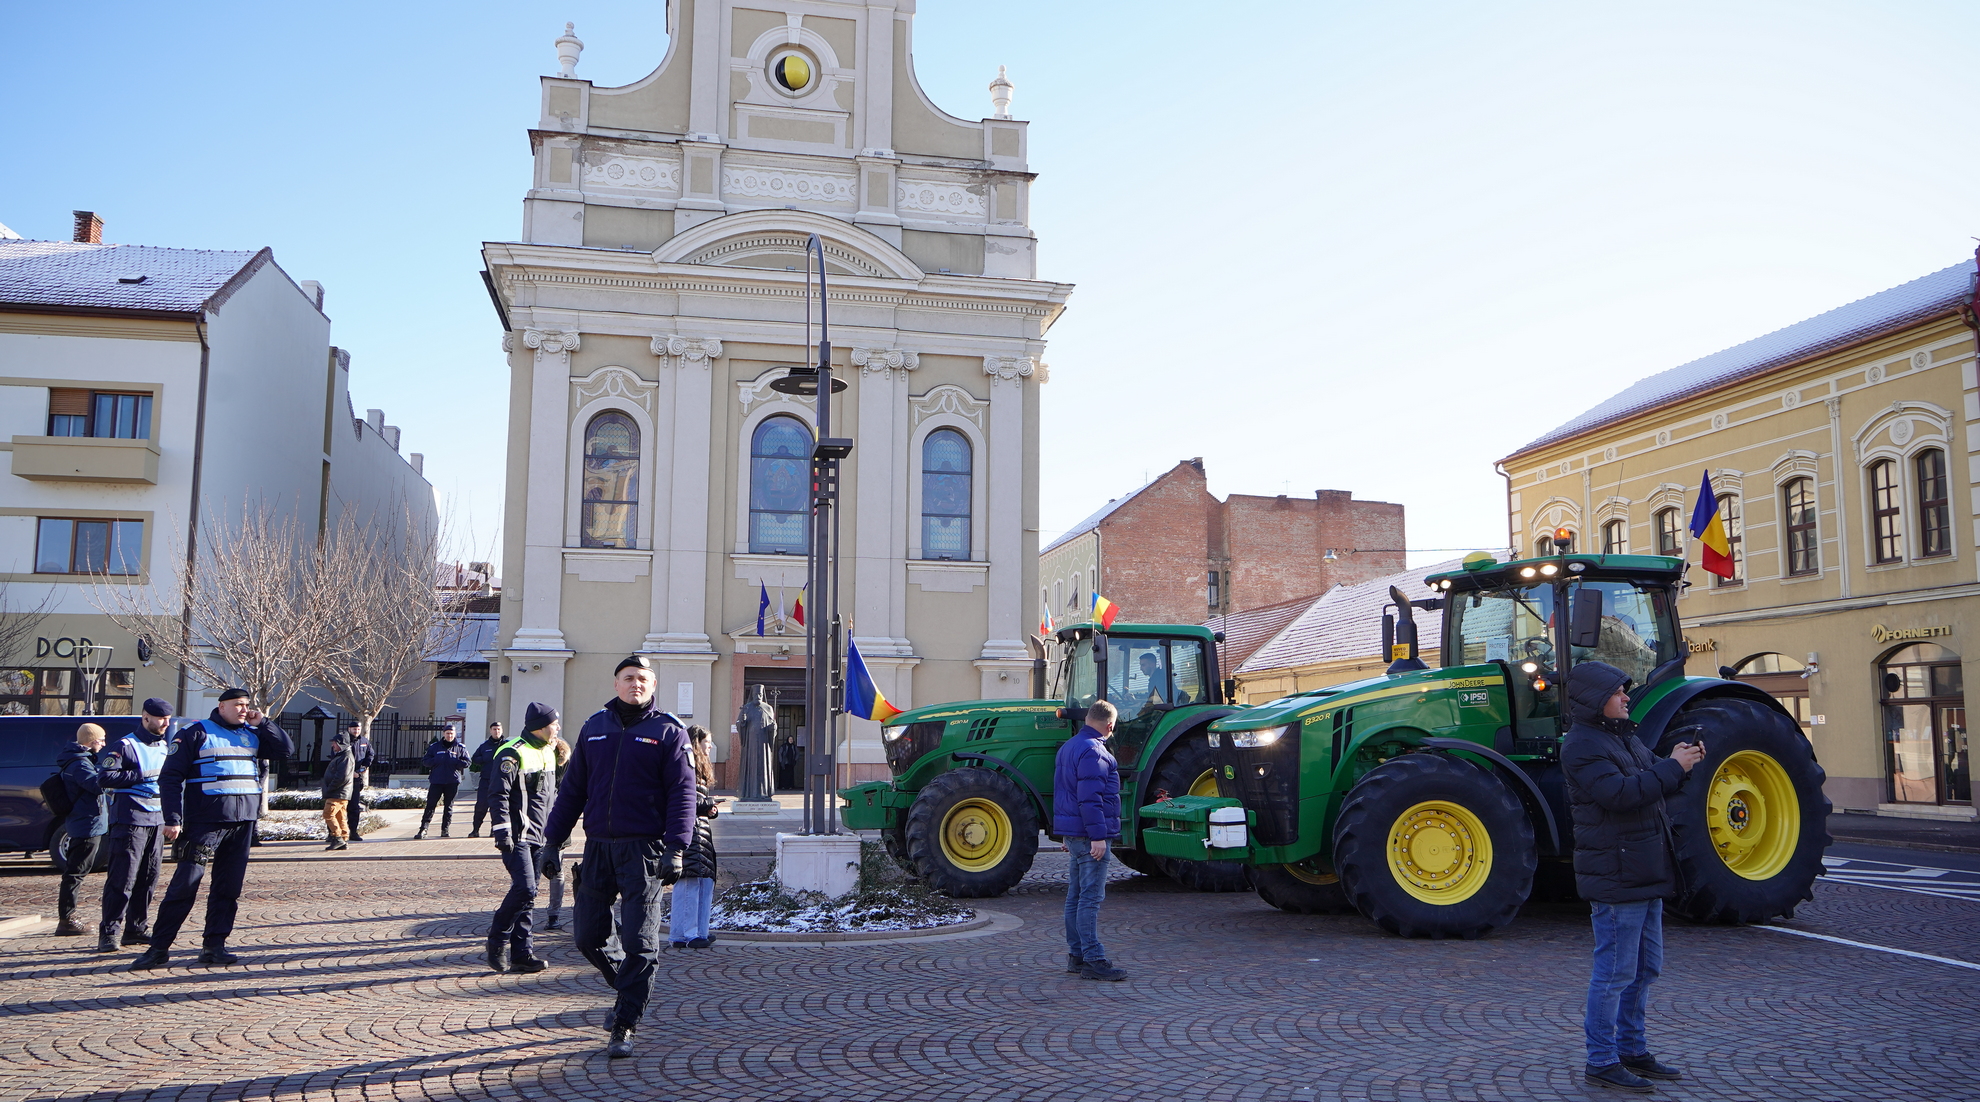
844, 637, 902, 723
1689, 470, 1736, 579
1091, 591, 1120, 630
792, 584, 806, 627
1040, 604, 1054, 637
756, 583, 770, 635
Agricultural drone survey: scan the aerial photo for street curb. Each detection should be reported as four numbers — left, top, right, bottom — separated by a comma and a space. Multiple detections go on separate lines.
1829, 835, 1980, 856
711, 909, 1019, 946
0, 915, 45, 937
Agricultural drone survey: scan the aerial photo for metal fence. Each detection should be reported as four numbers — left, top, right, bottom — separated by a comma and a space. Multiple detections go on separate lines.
277, 711, 461, 785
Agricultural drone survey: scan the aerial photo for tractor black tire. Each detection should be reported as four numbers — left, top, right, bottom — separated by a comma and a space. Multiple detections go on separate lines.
1146, 734, 1252, 893
1112, 847, 1165, 877
1657, 696, 1831, 924
880, 825, 913, 873
1333, 753, 1538, 939
1253, 860, 1355, 914
903, 768, 1040, 898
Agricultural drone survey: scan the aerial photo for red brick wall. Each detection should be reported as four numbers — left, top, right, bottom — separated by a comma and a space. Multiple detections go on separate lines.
1089, 461, 1406, 624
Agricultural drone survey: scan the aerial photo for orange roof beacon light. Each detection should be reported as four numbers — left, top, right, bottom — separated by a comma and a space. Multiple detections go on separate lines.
1551, 526, 1574, 554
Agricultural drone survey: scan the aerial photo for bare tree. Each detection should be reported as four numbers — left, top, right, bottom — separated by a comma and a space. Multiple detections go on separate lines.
93, 501, 336, 716
315, 502, 467, 746
0, 576, 55, 670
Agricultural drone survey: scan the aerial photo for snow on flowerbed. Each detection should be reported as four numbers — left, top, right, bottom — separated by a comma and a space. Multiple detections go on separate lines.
267, 789, 430, 811
709, 842, 974, 934
256, 810, 389, 841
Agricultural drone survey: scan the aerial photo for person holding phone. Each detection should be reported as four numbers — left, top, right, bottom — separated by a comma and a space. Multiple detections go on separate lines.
1561, 661, 1705, 1094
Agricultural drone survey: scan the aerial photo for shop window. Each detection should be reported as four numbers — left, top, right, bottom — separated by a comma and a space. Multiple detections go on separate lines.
1602, 518, 1627, 555
919, 428, 971, 561
1881, 642, 1968, 805
0, 667, 136, 715
1733, 653, 1811, 727
1870, 459, 1902, 563
580, 412, 640, 549
1917, 448, 1950, 558
1713, 494, 1742, 586
749, 416, 811, 555
35, 518, 143, 575
1783, 477, 1818, 576
1654, 508, 1681, 556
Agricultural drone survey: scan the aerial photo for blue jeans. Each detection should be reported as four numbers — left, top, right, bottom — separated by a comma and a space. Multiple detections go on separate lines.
1063, 838, 1110, 962
1584, 899, 1664, 1067
669, 877, 713, 942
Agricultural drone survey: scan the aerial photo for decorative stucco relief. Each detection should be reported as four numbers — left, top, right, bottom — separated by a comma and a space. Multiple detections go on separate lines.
582, 156, 681, 192
724, 166, 857, 203
738, 370, 789, 414
652, 335, 724, 368
524, 328, 580, 356
910, 384, 987, 432
573, 366, 658, 414
897, 181, 987, 217
983, 356, 1034, 388
852, 347, 919, 377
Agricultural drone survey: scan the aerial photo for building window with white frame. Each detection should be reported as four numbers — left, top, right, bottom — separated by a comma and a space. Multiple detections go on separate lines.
46, 388, 152, 440
1713, 493, 1742, 585
1917, 448, 1950, 558
1602, 518, 1627, 555
749, 415, 812, 555
36, 518, 143, 575
920, 428, 971, 560
1654, 507, 1681, 556
580, 411, 640, 549
1870, 459, 1902, 563
1783, 477, 1818, 577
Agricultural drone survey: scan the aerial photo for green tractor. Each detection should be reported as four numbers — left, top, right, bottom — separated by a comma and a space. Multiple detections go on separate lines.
1141, 547, 1832, 939
840, 621, 1254, 896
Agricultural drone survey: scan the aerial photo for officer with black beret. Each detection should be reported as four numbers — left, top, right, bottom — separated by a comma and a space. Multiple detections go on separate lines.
93, 698, 176, 952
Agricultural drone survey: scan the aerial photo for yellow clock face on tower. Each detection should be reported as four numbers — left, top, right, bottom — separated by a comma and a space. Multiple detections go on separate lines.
771, 51, 812, 94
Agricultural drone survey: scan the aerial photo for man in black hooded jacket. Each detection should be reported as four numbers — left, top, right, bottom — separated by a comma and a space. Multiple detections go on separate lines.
1561, 660, 1705, 1093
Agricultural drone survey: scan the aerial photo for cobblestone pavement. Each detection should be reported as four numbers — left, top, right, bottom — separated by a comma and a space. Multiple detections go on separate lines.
1, 844, 1974, 1102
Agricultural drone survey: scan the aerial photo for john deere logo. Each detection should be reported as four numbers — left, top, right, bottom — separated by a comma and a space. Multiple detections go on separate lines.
1223, 765, 1235, 779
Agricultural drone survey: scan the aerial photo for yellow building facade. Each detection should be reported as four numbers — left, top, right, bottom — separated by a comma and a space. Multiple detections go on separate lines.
1501, 255, 1979, 819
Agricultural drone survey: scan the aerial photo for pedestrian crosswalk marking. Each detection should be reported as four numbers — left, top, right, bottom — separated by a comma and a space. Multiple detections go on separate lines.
1820, 856, 1980, 902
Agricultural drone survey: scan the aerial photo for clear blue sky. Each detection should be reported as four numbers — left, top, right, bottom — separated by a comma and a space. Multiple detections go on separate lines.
6, 2, 1978, 568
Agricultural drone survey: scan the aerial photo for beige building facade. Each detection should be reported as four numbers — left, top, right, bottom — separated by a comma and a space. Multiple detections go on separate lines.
1501, 255, 1980, 819
484, 4, 1069, 785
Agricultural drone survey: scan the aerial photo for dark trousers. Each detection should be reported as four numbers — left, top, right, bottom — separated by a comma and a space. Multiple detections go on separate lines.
575, 837, 669, 1031
471, 786, 490, 832
99, 823, 163, 938
490, 843, 540, 956
150, 822, 253, 950
419, 782, 460, 830
342, 785, 366, 839
57, 833, 104, 922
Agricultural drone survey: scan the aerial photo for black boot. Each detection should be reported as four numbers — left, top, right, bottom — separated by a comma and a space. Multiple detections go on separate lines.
129, 947, 169, 971
1584, 1064, 1654, 1094
1064, 953, 1083, 974
96, 935, 118, 953
545, 912, 563, 931
441, 827, 451, 839
122, 929, 152, 947
486, 939, 508, 974
198, 945, 239, 965
54, 917, 92, 937
467, 828, 480, 838
1620, 1054, 1682, 1081
509, 954, 548, 974
1079, 958, 1127, 982
607, 1025, 634, 1058
413, 826, 427, 840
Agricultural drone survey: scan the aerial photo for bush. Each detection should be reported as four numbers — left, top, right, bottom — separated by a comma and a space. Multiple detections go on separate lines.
709, 841, 973, 933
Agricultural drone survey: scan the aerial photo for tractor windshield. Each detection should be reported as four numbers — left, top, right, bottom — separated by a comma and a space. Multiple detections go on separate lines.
1450, 578, 1682, 690
1066, 637, 1100, 709
1566, 580, 1681, 688
1062, 634, 1210, 712
1450, 585, 1556, 670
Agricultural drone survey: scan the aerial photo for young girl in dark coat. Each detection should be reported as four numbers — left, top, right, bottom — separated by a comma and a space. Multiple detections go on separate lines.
669, 726, 720, 948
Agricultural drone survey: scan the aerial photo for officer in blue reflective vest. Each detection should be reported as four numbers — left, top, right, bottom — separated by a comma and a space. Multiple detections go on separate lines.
94, 698, 176, 953
132, 687, 292, 970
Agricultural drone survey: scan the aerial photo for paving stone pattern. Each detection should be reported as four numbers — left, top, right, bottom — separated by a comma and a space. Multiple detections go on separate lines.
1, 846, 1973, 1102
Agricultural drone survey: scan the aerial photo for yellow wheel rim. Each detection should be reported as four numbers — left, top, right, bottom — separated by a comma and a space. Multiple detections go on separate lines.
940, 797, 1013, 873
1706, 750, 1800, 881
1387, 800, 1493, 904
1283, 858, 1340, 886
1188, 769, 1221, 798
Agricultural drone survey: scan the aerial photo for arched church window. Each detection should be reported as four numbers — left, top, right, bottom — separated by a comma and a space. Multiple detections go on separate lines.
750, 416, 812, 554
921, 429, 972, 560
581, 412, 639, 549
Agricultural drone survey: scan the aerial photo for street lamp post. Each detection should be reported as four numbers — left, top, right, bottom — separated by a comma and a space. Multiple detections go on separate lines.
769, 233, 854, 836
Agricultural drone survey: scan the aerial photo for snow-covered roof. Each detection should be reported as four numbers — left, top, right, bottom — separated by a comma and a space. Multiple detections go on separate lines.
427, 614, 500, 665
1509, 258, 1979, 459
1206, 593, 1326, 670
1238, 559, 1463, 674
0, 239, 267, 316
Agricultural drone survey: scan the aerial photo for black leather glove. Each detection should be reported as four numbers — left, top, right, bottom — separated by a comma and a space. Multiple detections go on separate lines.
659, 847, 685, 885
542, 848, 563, 878
493, 831, 515, 855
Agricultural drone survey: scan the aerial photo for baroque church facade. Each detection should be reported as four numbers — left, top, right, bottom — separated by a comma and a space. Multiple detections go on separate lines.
483, 1, 1070, 783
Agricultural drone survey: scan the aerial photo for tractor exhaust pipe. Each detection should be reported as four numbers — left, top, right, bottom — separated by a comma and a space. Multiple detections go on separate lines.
1387, 585, 1428, 674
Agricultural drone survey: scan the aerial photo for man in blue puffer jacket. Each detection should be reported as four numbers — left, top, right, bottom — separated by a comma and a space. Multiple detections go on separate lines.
1052, 699, 1125, 982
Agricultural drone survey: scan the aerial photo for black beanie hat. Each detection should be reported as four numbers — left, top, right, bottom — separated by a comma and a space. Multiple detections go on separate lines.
525, 702, 558, 733
142, 698, 173, 717
217, 687, 250, 702
614, 654, 653, 675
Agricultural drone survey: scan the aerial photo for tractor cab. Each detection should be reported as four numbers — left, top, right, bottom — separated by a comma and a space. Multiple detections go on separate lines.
1432, 543, 1687, 745
1057, 623, 1226, 771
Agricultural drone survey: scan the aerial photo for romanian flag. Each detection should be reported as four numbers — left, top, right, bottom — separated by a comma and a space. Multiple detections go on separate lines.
844, 637, 902, 723
1040, 605, 1054, 637
1091, 592, 1120, 630
791, 585, 806, 627
1689, 470, 1735, 579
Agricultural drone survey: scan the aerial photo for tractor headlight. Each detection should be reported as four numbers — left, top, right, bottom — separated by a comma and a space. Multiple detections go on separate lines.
1206, 731, 1221, 748
1230, 725, 1289, 747
881, 726, 904, 742
1519, 566, 1537, 578
1540, 563, 1559, 576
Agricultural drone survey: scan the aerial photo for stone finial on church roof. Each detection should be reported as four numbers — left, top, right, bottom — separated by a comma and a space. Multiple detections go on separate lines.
989, 65, 1014, 119
555, 22, 584, 78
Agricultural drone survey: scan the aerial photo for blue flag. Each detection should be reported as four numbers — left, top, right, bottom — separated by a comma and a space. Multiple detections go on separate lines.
756, 583, 770, 636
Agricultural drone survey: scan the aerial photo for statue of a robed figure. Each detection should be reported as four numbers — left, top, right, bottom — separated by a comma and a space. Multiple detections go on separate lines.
734, 685, 779, 807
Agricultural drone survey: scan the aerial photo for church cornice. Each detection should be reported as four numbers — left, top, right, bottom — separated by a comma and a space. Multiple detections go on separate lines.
489, 267, 1068, 320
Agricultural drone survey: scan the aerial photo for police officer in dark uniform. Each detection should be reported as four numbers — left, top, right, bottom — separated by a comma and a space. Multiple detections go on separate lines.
484, 703, 559, 975
133, 687, 293, 970
543, 655, 696, 1059
94, 698, 176, 952
467, 722, 503, 837
342, 721, 374, 842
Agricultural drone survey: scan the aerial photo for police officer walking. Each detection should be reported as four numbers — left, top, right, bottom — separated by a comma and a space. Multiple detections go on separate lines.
94, 699, 176, 951
342, 721, 374, 842
133, 687, 294, 970
484, 703, 559, 974
542, 656, 696, 1059
415, 726, 470, 840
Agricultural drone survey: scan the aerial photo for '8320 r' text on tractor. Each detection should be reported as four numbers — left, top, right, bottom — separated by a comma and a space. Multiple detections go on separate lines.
839, 622, 1257, 896
1140, 544, 1832, 939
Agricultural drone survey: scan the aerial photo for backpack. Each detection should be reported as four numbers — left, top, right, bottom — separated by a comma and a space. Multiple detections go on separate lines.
39, 772, 75, 819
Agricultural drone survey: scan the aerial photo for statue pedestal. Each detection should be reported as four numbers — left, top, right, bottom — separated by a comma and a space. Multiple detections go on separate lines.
729, 799, 784, 816
775, 833, 862, 899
